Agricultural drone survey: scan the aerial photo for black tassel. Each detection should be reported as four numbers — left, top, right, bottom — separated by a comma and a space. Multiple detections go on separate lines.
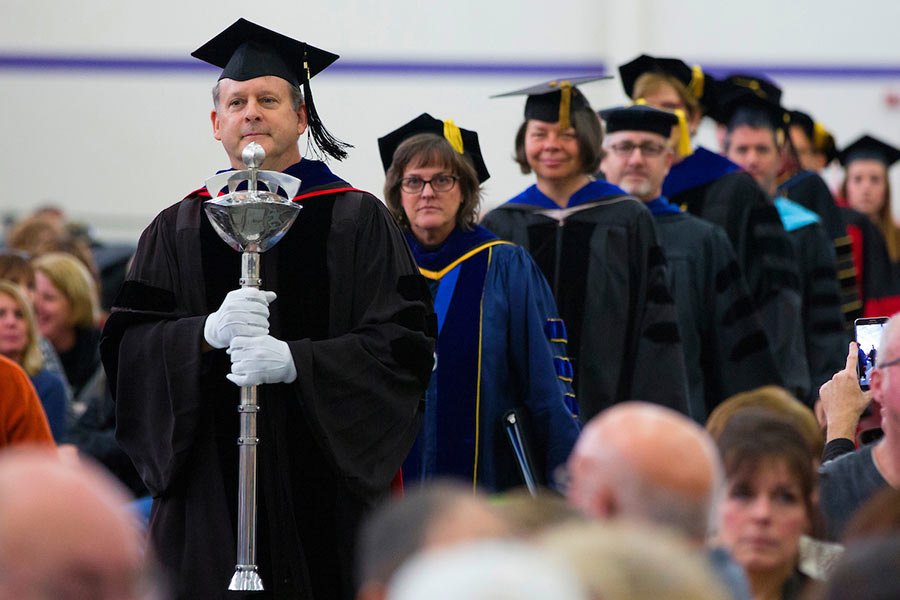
303, 80, 352, 161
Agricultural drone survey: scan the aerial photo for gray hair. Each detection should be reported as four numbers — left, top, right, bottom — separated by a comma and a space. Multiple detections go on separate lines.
211, 80, 304, 111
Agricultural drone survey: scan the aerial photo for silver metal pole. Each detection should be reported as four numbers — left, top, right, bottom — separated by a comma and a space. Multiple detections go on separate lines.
229, 251, 264, 591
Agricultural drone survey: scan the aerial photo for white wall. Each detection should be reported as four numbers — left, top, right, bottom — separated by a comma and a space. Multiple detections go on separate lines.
2, 0, 899, 241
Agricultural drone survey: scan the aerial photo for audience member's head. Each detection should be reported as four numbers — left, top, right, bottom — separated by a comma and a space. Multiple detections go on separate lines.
6, 216, 68, 258
842, 487, 900, 543
0, 449, 154, 599
706, 385, 824, 459
539, 521, 729, 600
386, 540, 588, 600
31, 252, 99, 350
566, 401, 722, 543
356, 481, 508, 600
0, 282, 43, 376
871, 315, 900, 441
0, 251, 35, 293
814, 534, 900, 600
492, 488, 586, 538
715, 408, 818, 598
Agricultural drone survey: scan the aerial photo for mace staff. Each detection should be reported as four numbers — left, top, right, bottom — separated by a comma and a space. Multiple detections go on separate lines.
203, 142, 302, 592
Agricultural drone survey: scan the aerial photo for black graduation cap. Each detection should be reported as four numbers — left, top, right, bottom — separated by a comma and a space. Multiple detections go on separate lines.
599, 105, 678, 137
789, 109, 815, 141
377, 113, 490, 183
721, 73, 782, 105
192, 18, 351, 161
715, 87, 791, 135
617, 54, 713, 109
839, 135, 900, 168
491, 75, 611, 131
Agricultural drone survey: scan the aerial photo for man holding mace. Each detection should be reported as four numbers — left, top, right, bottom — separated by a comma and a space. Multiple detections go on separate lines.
100, 18, 435, 599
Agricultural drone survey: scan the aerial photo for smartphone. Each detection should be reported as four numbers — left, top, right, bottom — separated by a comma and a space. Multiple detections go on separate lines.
855, 317, 889, 389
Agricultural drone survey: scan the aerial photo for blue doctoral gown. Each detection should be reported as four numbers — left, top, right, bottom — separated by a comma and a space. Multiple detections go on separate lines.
402, 225, 580, 492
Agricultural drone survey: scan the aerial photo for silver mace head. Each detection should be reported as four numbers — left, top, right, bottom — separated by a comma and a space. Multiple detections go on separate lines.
202, 142, 303, 254
242, 142, 266, 170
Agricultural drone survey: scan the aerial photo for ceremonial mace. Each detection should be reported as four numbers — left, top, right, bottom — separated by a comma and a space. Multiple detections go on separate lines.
203, 142, 302, 591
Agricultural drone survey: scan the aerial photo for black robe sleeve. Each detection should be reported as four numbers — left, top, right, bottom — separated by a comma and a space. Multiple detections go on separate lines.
675, 172, 809, 399
794, 221, 847, 404
780, 171, 862, 330
101, 194, 435, 499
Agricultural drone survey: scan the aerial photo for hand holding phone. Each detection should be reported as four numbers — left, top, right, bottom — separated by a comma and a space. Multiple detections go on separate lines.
855, 317, 889, 390
818, 341, 872, 441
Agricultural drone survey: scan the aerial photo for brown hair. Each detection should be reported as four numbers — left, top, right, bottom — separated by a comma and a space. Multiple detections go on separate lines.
840, 166, 900, 262
632, 72, 702, 121
384, 133, 481, 230
716, 408, 821, 537
0, 282, 43, 376
513, 106, 604, 175
0, 251, 35, 290
706, 385, 824, 459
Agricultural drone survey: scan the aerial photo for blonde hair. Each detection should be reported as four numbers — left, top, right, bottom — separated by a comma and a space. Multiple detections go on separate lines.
32, 252, 98, 330
632, 72, 702, 121
0, 282, 43, 376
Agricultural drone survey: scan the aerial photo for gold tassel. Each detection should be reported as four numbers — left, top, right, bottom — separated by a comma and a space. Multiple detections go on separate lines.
688, 65, 705, 100
443, 119, 465, 154
555, 80, 573, 130
813, 122, 829, 149
673, 108, 693, 157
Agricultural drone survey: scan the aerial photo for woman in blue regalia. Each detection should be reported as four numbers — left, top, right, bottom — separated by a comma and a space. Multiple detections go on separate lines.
378, 113, 580, 492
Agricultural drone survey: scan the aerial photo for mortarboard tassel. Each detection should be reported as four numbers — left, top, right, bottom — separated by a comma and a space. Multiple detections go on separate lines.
302, 59, 352, 161
688, 65, 704, 100
442, 120, 465, 154
813, 122, 829, 150
672, 108, 694, 157
556, 81, 573, 131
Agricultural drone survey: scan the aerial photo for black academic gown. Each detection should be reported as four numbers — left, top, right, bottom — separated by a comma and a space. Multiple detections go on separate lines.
779, 170, 861, 330
664, 148, 808, 399
100, 160, 435, 600
841, 206, 900, 317
647, 197, 781, 420
775, 197, 847, 405
481, 181, 689, 420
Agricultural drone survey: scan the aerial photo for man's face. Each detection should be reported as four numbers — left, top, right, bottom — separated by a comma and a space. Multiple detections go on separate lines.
789, 126, 816, 171
871, 325, 900, 438
211, 76, 307, 172
601, 131, 673, 202
726, 125, 779, 197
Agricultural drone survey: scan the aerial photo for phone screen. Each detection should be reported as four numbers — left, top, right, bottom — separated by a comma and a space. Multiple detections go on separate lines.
856, 318, 888, 389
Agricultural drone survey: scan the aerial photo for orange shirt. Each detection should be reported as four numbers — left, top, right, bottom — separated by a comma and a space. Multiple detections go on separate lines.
0, 355, 54, 447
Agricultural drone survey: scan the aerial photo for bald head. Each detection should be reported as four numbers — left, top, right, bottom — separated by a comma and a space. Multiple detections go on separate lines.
0, 450, 147, 599
567, 402, 722, 541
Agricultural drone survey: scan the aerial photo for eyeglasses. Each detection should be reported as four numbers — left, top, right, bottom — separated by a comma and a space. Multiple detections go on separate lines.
399, 174, 459, 194
877, 356, 900, 369
608, 141, 668, 158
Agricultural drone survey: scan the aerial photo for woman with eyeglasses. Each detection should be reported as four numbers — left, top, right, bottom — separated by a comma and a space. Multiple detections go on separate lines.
481, 77, 689, 421
379, 113, 580, 492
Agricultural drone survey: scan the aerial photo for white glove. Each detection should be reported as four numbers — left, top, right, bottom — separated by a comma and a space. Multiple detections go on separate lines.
226, 335, 297, 386
204, 288, 277, 349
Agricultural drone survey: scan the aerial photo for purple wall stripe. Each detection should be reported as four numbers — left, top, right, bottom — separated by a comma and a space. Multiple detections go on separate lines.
1, 53, 899, 79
